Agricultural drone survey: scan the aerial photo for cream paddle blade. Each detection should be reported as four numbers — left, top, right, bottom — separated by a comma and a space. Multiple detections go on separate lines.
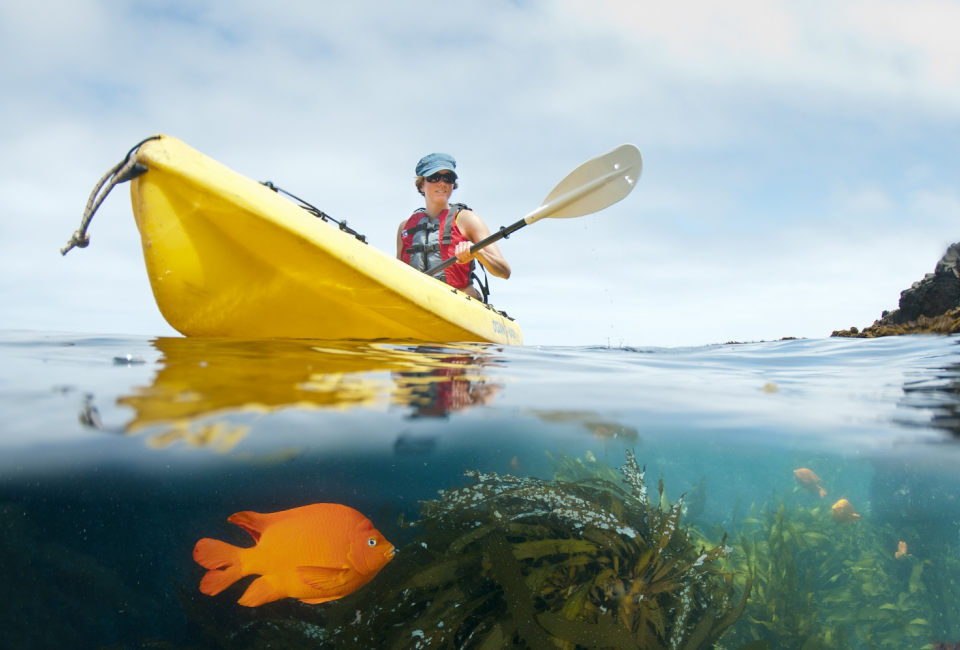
525, 143, 642, 224
425, 143, 642, 277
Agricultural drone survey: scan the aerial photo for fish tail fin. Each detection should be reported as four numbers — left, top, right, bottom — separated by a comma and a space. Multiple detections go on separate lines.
818, 486, 828, 498
200, 564, 244, 596
194, 537, 241, 570
194, 538, 244, 596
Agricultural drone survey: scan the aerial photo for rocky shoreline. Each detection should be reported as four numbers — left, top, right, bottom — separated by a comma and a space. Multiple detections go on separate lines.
832, 243, 960, 338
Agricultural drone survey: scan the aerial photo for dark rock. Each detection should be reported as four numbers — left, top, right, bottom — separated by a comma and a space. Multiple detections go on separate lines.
891, 242, 960, 324
833, 243, 960, 337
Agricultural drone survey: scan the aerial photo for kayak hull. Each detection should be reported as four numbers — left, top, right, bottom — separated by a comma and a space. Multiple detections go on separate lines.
129, 136, 522, 345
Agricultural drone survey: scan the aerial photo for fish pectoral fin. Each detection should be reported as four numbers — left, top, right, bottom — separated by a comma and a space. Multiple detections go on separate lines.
296, 566, 352, 592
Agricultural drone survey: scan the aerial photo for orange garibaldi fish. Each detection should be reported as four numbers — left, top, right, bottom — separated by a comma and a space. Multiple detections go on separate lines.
831, 498, 861, 524
895, 541, 909, 560
193, 503, 395, 607
794, 468, 828, 498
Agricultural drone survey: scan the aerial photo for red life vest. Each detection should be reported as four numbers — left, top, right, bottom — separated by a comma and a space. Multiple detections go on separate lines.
400, 204, 473, 290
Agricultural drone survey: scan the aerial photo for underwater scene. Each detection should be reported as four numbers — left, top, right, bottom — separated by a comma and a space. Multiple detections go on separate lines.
2, 330, 960, 650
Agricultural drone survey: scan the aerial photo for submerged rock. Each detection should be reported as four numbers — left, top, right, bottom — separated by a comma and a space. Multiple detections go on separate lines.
833, 243, 960, 337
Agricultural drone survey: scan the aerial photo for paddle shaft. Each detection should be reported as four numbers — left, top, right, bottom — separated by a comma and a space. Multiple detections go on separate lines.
424, 217, 526, 277
422, 143, 642, 279
422, 165, 628, 277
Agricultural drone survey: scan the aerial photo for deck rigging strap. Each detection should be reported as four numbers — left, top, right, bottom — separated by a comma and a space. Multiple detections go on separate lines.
61, 135, 160, 256
260, 182, 368, 244
472, 263, 491, 304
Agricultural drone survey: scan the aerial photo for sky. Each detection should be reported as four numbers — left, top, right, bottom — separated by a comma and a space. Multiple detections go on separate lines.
2, 0, 958, 347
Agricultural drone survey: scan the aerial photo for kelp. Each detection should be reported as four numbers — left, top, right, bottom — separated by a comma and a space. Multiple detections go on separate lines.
308, 450, 751, 648
719, 491, 960, 649
176, 454, 960, 649
548, 448, 624, 485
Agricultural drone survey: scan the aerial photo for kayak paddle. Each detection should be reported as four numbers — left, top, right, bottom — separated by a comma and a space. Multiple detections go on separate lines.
424, 143, 642, 278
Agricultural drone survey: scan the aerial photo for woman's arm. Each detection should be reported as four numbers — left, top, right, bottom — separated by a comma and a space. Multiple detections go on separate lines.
454, 210, 511, 279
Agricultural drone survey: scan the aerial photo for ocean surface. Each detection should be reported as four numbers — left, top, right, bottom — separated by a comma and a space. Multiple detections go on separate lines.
2, 329, 959, 649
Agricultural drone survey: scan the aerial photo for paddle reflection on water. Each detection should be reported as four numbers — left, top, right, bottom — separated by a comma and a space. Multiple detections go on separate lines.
107, 338, 506, 452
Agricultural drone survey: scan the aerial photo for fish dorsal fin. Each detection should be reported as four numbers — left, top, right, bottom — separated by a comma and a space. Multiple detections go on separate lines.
296, 566, 352, 593
227, 510, 282, 544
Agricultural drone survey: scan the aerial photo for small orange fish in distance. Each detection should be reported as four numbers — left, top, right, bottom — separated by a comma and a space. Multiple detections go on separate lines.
895, 541, 909, 560
794, 468, 828, 498
193, 503, 395, 607
831, 498, 861, 524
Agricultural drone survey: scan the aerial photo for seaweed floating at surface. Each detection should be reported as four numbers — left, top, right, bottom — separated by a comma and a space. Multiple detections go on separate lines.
312, 449, 751, 649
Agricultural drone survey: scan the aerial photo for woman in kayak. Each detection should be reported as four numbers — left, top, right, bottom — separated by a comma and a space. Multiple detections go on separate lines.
397, 152, 510, 300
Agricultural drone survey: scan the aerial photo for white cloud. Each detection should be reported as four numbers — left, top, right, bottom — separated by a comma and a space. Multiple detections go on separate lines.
559, 0, 960, 116
850, 0, 960, 88
830, 185, 896, 215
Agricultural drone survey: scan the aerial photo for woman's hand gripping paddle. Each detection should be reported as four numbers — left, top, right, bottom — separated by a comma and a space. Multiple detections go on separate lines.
424, 144, 642, 278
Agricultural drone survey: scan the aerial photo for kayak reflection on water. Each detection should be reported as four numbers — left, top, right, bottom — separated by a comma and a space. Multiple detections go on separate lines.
97, 337, 505, 452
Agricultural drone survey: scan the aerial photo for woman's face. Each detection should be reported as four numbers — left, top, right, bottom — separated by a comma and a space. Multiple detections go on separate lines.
423, 170, 455, 202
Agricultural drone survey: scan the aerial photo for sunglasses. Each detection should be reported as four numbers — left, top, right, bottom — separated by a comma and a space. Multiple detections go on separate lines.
424, 172, 457, 184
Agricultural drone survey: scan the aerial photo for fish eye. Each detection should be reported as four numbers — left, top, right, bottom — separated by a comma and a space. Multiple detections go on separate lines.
367, 537, 377, 547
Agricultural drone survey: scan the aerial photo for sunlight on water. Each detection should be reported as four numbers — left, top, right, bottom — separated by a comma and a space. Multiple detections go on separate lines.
1, 330, 959, 648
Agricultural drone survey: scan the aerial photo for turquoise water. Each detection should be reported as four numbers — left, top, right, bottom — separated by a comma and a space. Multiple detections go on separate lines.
2, 330, 959, 649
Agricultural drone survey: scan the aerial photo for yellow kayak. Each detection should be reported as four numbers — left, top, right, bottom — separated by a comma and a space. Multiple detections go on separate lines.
127, 135, 522, 344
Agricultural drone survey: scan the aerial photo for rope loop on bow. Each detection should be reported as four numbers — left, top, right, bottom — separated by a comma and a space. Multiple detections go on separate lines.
61, 135, 160, 256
